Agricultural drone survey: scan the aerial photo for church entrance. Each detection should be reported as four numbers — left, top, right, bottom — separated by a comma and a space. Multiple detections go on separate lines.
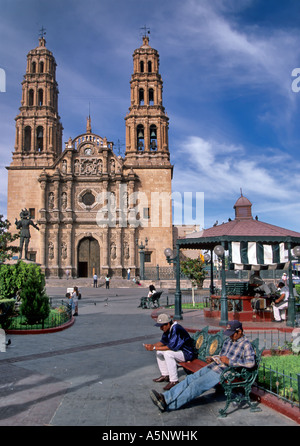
77, 237, 100, 278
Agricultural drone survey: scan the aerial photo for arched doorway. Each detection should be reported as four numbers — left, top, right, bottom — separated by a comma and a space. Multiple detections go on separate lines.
77, 237, 100, 278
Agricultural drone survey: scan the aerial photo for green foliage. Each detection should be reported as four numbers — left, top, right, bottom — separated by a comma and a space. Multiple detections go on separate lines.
180, 257, 207, 288
0, 261, 45, 300
259, 355, 300, 402
0, 215, 19, 263
295, 284, 300, 296
19, 285, 50, 325
0, 261, 50, 326
18, 264, 49, 325
0, 299, 16, 329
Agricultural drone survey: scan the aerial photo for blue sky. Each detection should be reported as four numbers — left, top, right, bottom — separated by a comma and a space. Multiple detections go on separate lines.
1, 0, 300, 231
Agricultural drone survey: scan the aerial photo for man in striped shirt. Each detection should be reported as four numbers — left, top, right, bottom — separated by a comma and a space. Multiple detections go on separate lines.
150, 320, 256, 412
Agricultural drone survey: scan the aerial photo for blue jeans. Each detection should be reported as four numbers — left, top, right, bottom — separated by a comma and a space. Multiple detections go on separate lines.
163, 365, 221, 410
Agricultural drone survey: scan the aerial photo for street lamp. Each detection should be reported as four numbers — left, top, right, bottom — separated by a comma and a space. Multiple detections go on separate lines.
136, 237, 148, 280
164, 245, 182, 320
204, 251, 215, 295
214, 243, 228, 326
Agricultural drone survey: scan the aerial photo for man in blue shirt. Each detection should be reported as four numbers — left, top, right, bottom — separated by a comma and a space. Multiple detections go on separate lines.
150, 320, 256, 411
144, 314, 195, 390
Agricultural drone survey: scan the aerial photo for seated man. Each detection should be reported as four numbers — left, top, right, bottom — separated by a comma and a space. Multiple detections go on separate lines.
272, 281, 289, 322
144, 313, 195, 390
149, 320, 256, 411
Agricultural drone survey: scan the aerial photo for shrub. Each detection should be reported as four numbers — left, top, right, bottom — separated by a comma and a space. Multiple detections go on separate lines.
0, 299, 16, 329
0, 261, 46, 300
295, 284, 300, 296
18, 264, 50, 325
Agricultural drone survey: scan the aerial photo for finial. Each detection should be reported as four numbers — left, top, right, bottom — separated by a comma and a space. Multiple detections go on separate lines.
38, 26, 46, 46
240, 188, 243, 196
86, 115, 92, 133
140, 25, 150, 45
86, 103, 92, 133
39, 26, 46, 39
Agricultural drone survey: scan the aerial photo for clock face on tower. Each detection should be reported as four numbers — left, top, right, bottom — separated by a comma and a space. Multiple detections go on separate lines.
84, 147, 93, 155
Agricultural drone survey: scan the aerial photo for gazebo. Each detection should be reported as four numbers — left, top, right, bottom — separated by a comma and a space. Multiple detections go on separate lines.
168, 194, 300, 327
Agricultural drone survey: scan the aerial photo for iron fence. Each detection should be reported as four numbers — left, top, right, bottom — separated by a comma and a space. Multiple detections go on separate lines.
6, 299, 72, 331
257, 363, 300, 408
143, 265, 290, 282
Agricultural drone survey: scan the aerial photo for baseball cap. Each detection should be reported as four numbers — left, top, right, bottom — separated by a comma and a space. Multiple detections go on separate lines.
155, 314, 172, 326
223, 320, 243, 336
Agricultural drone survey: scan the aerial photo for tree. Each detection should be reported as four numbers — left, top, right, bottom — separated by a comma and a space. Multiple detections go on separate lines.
0, 215, 19, 263
19, 264, 50, 326
180, 257, 208, 306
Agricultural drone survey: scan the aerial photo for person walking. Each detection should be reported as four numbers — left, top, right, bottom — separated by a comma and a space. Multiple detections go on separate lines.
72, 286, 79, 316
105, 275, 110, 289
93, 273, 98, 288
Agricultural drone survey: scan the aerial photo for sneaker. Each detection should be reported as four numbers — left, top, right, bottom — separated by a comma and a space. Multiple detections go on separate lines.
149, 389, 166, 412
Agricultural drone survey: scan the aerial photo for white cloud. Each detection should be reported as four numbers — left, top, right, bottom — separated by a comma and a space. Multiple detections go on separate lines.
173, 135, 297, 204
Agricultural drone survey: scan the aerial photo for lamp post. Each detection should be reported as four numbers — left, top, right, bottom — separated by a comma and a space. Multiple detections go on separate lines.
136, 237, 148, 280
214, 243, 228, 326
164, 245, 182, 320
204, 250, 215, 295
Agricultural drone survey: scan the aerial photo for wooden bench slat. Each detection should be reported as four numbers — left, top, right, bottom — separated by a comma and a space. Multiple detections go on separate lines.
179, 358, 207, 373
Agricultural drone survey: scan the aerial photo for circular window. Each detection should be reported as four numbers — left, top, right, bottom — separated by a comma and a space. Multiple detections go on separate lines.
82, 192, 95, 206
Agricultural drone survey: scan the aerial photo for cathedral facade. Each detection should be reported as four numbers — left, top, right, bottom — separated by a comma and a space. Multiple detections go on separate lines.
6, 35, 173, 278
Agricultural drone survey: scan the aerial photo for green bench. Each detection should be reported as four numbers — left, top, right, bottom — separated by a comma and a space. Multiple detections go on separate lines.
179, 326, 263, 417
138, 291, 163, 309
226, 281, 249, 295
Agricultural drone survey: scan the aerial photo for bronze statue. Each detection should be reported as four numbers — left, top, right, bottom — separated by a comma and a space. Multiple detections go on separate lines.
15, 209, 39, 260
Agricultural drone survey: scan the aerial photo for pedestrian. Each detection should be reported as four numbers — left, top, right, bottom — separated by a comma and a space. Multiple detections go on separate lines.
149, 320, 256, 411
144, 313, 195, 390
281, 273, 288, 286
72, 286, 79, 316
127, 268, 131, 280
93, 273, 98, 288
105, 275, 110, 289
66, 269, 70, 280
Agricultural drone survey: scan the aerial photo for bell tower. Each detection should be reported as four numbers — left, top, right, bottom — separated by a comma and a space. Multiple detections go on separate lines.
124, 34, 170, 166
123, 34, 173, 268
11, 34, 63, 167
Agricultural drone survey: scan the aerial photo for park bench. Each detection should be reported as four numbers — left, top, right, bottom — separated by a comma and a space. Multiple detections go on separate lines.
178, 326, 263, 417
138, 291, 163, 309
226, 281, 249, 296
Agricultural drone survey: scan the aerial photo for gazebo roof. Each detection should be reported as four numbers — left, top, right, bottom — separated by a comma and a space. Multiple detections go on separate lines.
177, 194, 300, 250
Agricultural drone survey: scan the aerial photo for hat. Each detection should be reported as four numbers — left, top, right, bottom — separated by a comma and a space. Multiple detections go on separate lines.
155, 314, 172, 326
223, 320, 243, 336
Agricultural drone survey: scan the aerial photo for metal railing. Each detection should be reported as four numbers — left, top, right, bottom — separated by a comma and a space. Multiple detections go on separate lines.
257, 363, 300, 408
7, 299, 72, 331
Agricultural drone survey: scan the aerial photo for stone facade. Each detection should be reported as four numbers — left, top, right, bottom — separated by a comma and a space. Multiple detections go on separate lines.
6, 35, 174, 278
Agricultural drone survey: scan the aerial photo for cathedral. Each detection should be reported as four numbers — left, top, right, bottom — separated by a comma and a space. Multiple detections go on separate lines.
6, 34, 174, 278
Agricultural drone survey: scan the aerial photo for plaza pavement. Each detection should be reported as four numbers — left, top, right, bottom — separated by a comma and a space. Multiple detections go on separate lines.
0, 280, 298, 428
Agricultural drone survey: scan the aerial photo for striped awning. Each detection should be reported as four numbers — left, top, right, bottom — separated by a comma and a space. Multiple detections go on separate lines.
229, 241, 289, 270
